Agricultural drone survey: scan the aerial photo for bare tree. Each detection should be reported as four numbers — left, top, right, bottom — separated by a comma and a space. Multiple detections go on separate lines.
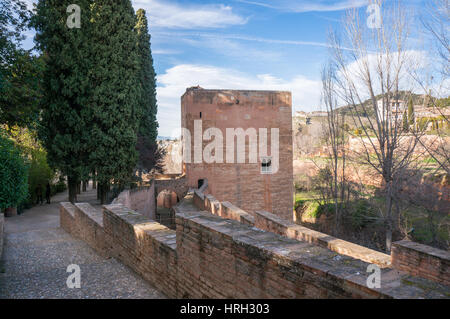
423, 0, 450, 78
327, 0, 424, 252
409, 0, 450, 175
321, 63, 349, 235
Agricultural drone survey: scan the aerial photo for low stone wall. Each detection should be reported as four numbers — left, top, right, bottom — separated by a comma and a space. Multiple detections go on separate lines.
60, 201, 177, 298
193, 190, 255, 225
60, 202, 77, 237
0, 212, 4, 258
176, 209, 383, 298
113, 181, 156, 219
392, 240, 450, 286
254, 210, 391, 268
102, 204, 178, 297
195, 189, 390, 267
60, 197, 450, 299
74, 203, 109, 257
193, 187, 450, 287
193, 189, 205, 209
60, 202, 108, 257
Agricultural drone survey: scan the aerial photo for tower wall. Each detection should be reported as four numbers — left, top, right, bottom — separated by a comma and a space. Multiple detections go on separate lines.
181, 88, 293, 220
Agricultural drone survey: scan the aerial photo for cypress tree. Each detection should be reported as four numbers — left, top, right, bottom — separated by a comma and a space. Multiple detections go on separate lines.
402, 111, 409, 132
135, 9, 160, 175
33, 0, 92, 203
408, 97, 414, 126
88, 0, 141, 203
136, 9, 158, 143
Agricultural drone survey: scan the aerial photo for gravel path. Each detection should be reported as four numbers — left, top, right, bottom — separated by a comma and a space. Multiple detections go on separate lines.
0, 186, 166, 299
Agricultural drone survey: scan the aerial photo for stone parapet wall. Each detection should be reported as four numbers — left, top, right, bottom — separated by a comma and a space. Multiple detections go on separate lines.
176, 209, 384, 298
193, 189, 205, 208
74, 203, 108, 257
60, 201, 178, 298
112, 181, 156, 220
193, 190, 255, 225
60, 202, 77, 237
192, 187, 450, 286
174, 207, 448, 298
193, 187, 390, 267
59, 197, 450, 299
392, 240, 450, 286
102, 204, 178, 297
219, 201, 255, 225
253, 210, 391, 268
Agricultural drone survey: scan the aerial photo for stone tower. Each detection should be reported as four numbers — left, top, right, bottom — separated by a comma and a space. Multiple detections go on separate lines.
181, 88, 293, 220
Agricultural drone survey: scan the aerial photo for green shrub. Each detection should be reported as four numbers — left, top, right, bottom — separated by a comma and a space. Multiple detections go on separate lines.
0, 133, 29, 210
51, 177, 67, 196
27, 149, 54, 204
304, 201, 321, 218
347, 199, 377, 229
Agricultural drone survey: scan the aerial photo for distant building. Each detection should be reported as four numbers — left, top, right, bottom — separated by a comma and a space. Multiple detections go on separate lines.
295, 110, 327, 125
310, 111, 328, 117
414, 105, 450, 118
376, 98, 406, 121
295, 111, 308, 118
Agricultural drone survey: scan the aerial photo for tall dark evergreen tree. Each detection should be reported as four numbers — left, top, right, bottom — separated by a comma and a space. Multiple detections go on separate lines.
88, 0, 141, 203
408, 97, 415, 127
402, 111, 409, 132
135, 9, 160, 175
33, 0, 92, 203
0, 0, 42, 128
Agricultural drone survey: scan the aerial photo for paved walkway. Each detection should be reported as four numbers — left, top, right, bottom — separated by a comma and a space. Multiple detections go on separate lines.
0, 186, 166, 299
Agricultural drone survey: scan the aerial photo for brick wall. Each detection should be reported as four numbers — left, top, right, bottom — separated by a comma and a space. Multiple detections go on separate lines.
0, 212, 4, 258
392, 240, 450, 286
60, 202, 77, 237
112, 181, 156, 219
102, 204, 178, 297
253, 210, 391, 268
193, 189, 391, 268
59, 197, 450, 299
60, 201, 178, 297
193, 189, 205, 210
74, 203, 109, 257
174, 208, 450, 298
182, 89, 293, 221
194, 190, 255, 225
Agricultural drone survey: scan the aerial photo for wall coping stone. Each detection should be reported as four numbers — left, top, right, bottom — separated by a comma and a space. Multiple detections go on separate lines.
393, 240, 450, 261
103, 203, 177, 250
254, 210, 391, 268
61, 202, 76, 218
176, 209, 450, 299
75, 203, 103, 227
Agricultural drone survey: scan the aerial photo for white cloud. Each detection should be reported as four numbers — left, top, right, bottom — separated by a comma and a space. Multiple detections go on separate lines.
152, 49, 182, 55
156, 64, 322, 136
153, 31, 357, 52
236, 0, 367, 12
22, 0, 35, 10
337, 50, 429, 101
132, 0, 247, 29
174, 36, 282, 61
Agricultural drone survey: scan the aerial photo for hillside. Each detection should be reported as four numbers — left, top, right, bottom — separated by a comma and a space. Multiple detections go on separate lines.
337, 91, 426, 117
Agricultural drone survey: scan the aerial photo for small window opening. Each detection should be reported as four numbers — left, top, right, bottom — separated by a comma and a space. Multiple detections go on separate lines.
198, 179, 205, 189
200, 112, 202, 118
261, 157, 272, 174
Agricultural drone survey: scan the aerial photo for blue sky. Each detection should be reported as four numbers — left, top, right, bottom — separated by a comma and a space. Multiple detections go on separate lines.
21, 0, 430, 136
